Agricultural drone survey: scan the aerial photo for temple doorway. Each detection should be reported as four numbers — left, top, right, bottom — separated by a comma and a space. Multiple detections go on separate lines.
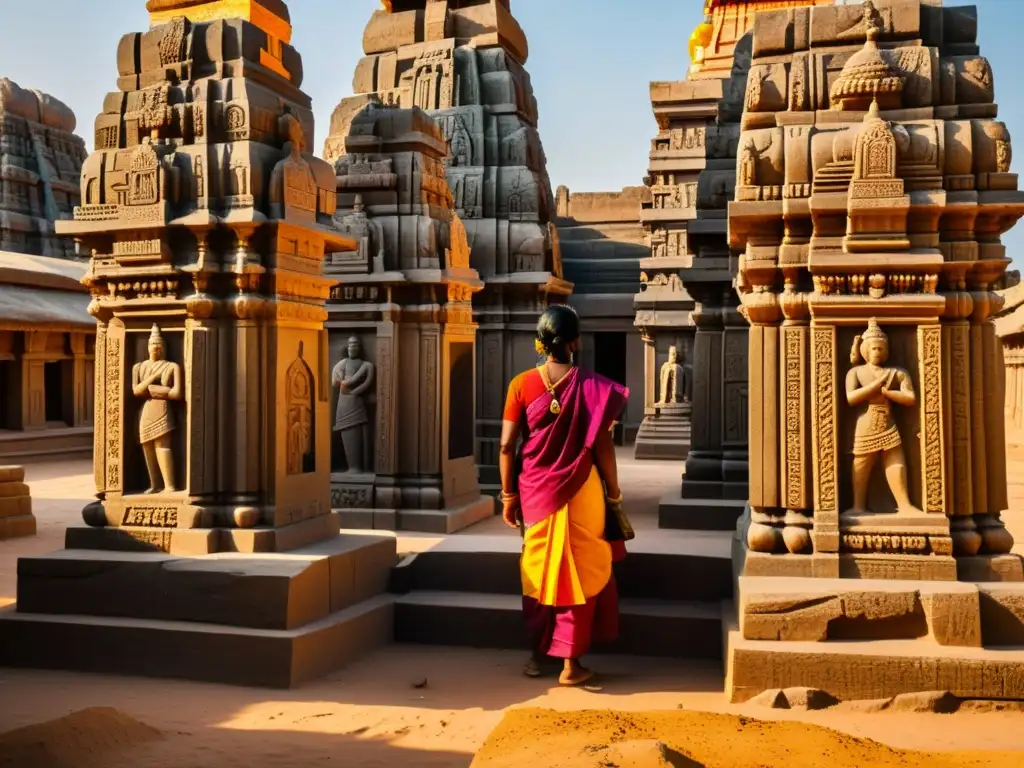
44, 362, 65, 425
594, 332, 627, 445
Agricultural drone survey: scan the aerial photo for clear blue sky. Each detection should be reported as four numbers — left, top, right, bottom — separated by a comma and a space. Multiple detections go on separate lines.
1, 0, 1021, 260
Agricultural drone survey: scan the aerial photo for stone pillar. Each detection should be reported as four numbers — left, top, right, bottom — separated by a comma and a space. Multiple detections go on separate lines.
687, 300, 724, 485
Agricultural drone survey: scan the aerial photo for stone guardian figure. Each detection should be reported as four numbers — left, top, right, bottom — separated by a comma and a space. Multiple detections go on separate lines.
333, 336, 375, 473
658, 346, 691, 405
845, 319, 921, 515
132, 324, 183, 493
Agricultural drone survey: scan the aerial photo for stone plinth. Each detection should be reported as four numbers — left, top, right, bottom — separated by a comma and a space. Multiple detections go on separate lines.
0, 1, 396, 689
0, 465, 34, 540
0, 78, 87, 258
728, 0, 1024, 704
323, 100, 493, 534
340, 1, 572, 494
634, 402, 692, 461
556, 186, 648, 444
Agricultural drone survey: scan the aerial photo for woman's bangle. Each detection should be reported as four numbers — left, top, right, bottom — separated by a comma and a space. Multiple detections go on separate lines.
607, 493, 623, 505
499, 491, 518, 503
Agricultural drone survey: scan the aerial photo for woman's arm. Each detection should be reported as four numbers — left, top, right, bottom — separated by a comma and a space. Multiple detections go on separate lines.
498, 418, 521, 528
593, 426, 621, 500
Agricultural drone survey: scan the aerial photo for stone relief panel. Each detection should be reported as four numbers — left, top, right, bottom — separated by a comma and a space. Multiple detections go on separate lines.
286, 343, 315, 476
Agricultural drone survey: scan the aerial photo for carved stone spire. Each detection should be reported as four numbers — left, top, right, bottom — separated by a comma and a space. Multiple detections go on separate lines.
147, 0, 292, 46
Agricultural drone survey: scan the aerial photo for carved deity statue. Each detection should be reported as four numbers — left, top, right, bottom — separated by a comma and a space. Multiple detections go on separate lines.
739, 134, 772, 187
132, 324, 183, 493
269, 112, 317, 223
333, 336, 376, 473
845, 320, 921, 515
658, 346, 692, 405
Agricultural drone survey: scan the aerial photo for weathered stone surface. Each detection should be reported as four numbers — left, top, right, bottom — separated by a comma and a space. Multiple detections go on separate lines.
343, 1, 570, 492
321, 99, 491, 533
0, 78, 86, 258
739, 577, 984, 647
978, 583, 1024, 645
0, 468, 34, 540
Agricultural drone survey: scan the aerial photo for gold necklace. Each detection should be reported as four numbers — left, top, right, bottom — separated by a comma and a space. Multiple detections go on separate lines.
539, 364, 573, 415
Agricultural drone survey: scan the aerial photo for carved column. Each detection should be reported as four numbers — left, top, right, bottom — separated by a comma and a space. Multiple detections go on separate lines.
721, 299, 749, 489
69, 332, 95, 428
809, 322, 839, 577
684, 300, 724, 484
942, 277, 980, 554
779, 279, 812, 553
374, 309, 400, 511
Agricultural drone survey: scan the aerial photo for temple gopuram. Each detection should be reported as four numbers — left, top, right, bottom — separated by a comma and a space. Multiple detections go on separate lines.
729, 0, 1024, 702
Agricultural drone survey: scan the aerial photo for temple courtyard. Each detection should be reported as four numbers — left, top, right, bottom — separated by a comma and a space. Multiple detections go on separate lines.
1, 455, 1023, 768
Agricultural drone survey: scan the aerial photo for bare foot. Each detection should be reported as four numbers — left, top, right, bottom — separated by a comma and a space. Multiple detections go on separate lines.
559, 661, 596, 686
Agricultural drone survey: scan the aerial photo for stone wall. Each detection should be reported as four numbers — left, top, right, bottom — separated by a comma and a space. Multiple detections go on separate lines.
555, 185, 648, 441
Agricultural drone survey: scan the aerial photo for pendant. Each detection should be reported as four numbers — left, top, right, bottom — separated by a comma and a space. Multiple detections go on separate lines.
549, 399, 561, 415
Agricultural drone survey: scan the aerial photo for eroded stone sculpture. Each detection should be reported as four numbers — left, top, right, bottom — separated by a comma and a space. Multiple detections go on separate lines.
133, 324, 182, 494
845, 319, 918, 515
333, 336, 375, 474
0, 78, 87, 258
658, 346, 692, 405
342, 1, 572, 493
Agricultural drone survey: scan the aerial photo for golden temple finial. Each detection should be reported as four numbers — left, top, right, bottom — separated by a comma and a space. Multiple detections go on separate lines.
147, 1, 292, 45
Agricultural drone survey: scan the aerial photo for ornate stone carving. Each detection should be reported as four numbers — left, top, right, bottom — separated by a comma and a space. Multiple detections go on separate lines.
845, 320, 920, 515
286, 343, 315, 477
132, 324, 182, 494
332, 336, 375, 474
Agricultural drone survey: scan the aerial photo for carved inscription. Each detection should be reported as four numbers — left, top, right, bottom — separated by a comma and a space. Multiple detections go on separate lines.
842, 534, 929, 554
919, 326, 944, 514
784, 327, 806, 509
106, 337, 122, 491
122, 506, 179, 528
811, 327, 836, 513
331, 486, 372, 509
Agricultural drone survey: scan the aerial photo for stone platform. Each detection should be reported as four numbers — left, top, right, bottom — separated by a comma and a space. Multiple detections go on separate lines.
633, 405, 692, 461
726, 575, 1024, 703
659, 493, 746, 532
335, 494, 495, 535
0, 534, 398, 687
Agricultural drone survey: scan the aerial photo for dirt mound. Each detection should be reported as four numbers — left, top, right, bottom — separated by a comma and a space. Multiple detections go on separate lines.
471, 708, 1024, 768
0, 707, 162, 768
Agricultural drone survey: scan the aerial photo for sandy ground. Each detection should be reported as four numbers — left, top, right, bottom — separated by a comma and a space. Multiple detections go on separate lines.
1, 456, 1023, 767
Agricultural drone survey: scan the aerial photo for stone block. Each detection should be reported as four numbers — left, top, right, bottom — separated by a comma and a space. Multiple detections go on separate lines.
0, 482, 30, 499
0, 495, 31, 519
739, 577, 983, 647
727, 632, 1024, 703
978, 583, 1024, 645
810, 0, 921, 47
0, 515, 36, 540
0, 466, 25, 483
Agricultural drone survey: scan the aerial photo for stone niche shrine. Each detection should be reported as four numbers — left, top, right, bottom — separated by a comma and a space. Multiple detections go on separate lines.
728, 0, 1024, 703
324, 97, 492, 533
341, 1, 572, 494
0, 0, 397, 688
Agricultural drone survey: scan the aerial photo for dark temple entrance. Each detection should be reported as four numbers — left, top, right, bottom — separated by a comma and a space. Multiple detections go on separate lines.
593, 332, 627, 445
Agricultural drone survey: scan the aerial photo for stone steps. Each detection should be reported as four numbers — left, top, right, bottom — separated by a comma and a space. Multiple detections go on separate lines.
658, 494, 746, 532
388, 531, 732, 660
395, 591, 723, 659
0, 533, 399, 687
0, 595, 393, 688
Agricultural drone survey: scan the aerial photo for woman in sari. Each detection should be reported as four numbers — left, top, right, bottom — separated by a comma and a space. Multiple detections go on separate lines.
499, 306, 629, 686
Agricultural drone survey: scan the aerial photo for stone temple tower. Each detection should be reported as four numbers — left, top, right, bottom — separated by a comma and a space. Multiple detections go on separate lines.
339, 1, 571, 494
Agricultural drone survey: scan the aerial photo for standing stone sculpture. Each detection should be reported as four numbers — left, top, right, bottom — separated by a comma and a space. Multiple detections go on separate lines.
846, 320, 919, 516
133, 324, 182, 494
727, 0, 1024, 705
324, 101, 492, 532
333, 336, 375, 474
0, 0, 399, 690
339, 1, 572, 494
658, 346, 691, 405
